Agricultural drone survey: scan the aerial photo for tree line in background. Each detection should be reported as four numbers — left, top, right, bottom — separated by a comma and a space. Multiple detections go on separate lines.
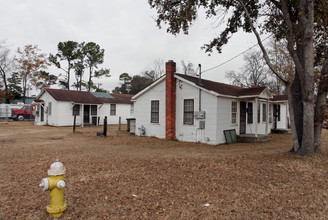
0, 40, 111, 104
0, 39, 204, 103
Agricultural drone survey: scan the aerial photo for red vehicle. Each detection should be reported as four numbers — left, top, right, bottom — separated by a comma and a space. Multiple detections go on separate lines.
323, 119, 328, 129
11, 105, 36, 121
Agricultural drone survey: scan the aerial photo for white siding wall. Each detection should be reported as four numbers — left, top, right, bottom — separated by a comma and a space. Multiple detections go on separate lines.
275, 102, 289, 129
98, 104, 110, 125
176, 81, 219, 145
55, 102, 82, 126
216, 97, 239, 144
90, 103, 133, 125
107, 103, 132, 124
134, 80, 166, 138
34, 92, 73, 126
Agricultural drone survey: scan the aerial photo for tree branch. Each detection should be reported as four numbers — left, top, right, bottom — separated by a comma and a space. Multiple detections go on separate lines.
237, 0, 288, 84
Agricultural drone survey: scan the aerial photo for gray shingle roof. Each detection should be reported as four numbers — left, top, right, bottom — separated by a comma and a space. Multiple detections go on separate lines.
36, 88, 133, 104
175, 74, 266, 97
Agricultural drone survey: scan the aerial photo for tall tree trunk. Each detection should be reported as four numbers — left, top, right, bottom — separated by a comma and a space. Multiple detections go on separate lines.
314, 54, 328, 153
22, 76, 27, 104
79, 74, 82, 91
286, 0, 315, 155
288, 73, 303, 153
88, 66, 92, 92
67, 60, 71, 90
298, 39, 315, 155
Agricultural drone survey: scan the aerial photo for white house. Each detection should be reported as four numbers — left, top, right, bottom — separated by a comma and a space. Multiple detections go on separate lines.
34, 88, 133, 126
103, 93, 134, 125
132, 60, 289, 145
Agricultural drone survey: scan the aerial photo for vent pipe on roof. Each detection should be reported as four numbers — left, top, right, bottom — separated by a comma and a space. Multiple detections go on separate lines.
198, 64, 202, 111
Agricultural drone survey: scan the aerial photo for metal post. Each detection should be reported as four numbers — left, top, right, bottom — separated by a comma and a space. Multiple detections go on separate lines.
119, 116, 121, 131
73, 115, 76, 133
265, 99, 269, 135
81, 104, 84, 127
103, 116, 107, 136
198, 64, 202, 111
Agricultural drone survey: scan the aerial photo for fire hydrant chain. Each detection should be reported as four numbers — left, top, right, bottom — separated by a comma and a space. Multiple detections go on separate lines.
40, 160, 67, 218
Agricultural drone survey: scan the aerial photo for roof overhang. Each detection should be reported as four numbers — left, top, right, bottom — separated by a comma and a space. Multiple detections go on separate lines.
33, 99, 45, 103
133, 74, 275, 101
271, 100, 288, 103
175, 75, 233, 98
35, 88, 46, 100
176, 75, 273, 100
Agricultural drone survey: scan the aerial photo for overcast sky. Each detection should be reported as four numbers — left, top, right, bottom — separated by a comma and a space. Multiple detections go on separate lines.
1, 0, 261, 94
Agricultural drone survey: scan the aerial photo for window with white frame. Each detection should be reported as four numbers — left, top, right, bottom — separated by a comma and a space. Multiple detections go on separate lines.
48, 102, 52, 115
262, 103, 267, 122
231, 101, 237, 124
91, 105, 97, 115
151, 100, 159, 123
183, 99, 194, 125
73, 104, 80, 116
130, 103, 134, 114
110, 104, 116, 115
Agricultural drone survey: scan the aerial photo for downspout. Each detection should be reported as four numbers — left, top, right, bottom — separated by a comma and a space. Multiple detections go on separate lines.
286, 102, 289, 129
198, 64, 202, 111
255, 98, 258, 138
265, 99, 269, 135
46, 105, 48, 125
81, 104, 84, 127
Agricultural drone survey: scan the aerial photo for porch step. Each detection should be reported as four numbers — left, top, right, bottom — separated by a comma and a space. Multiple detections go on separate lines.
237, 134, 272, 143
271, 129, 291, 134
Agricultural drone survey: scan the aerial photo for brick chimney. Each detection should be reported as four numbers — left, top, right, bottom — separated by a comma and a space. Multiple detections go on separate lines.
165, 60, 176, 140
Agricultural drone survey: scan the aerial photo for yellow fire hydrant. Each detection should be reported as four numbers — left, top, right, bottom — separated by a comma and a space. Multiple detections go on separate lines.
40, 160, 67, 218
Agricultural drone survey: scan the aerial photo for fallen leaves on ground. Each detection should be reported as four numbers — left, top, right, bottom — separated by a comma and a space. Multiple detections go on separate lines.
0, 122, 327, 219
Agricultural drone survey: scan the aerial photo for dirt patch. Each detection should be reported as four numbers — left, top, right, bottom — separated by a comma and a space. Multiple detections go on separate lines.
0, 139, 16, 144
0, 121, 327, 219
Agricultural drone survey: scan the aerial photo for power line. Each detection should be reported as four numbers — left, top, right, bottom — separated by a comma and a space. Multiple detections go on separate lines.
201, 35, 273, 74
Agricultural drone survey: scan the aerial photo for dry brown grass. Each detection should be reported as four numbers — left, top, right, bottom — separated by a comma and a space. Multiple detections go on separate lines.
0, 121, 327, 219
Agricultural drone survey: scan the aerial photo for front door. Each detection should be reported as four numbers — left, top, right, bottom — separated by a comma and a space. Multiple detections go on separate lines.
84, 105, 90, 124
240, 102, 246, 134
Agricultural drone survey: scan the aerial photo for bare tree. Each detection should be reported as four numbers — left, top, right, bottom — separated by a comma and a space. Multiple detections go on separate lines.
0, 41, 16, 103
181, 60, 197, 76
16, 45, 49, 103
267, 40, 295, 94
144, 58, 165, 81
226, 46, 293, 95
226, 50, 274, 90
